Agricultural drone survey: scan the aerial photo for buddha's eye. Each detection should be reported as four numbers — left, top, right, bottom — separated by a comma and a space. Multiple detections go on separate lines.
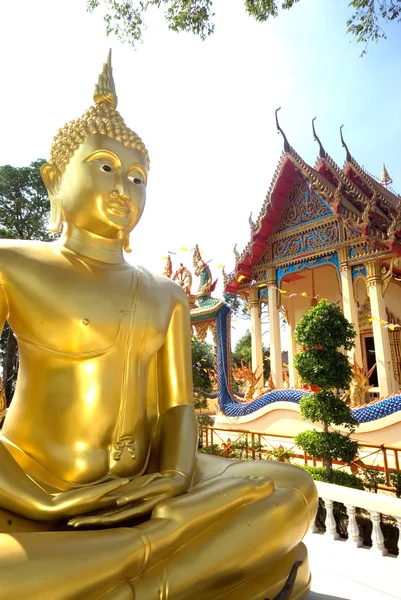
91, 159, 115, 173
128, 174, 144, 185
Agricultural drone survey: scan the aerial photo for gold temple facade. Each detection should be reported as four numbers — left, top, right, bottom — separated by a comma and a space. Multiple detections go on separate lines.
225, 117, 401, 401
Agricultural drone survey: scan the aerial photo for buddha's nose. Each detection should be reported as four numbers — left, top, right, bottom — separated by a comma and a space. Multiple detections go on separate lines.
114, 170, 128, 197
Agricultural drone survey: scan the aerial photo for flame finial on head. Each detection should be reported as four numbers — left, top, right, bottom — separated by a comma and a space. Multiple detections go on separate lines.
49, 50, 149, 174
94, 49, 118, 110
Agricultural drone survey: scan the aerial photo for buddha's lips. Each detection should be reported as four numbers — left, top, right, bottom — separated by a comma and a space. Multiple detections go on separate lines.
107, 197, 131, 216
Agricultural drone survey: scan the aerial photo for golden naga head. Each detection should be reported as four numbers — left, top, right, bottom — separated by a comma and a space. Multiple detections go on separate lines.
41, 51, 149, 248
193, 244, 206, 276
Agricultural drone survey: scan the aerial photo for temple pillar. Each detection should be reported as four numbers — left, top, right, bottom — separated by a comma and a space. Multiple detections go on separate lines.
249, 287, 264, 391
267, 268, 283, 389
366, 261, 398, 397
286, 303, 298, 387
339, 251, 362, 365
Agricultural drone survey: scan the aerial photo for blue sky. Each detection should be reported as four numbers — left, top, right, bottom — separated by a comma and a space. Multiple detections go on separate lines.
0, 0, 400, 342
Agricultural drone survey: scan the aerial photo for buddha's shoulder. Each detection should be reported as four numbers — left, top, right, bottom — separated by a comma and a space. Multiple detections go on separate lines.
138, 266, 187, 303
0, 239, 55, 263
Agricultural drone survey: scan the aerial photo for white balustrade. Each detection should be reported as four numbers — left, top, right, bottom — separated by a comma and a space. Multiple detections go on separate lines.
313, 481, 401, 557
323, 498, 340, 540
344, 503, 362, 548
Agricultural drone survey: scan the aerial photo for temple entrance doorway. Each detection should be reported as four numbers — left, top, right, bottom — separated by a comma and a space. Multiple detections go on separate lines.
363, 336, 378, 388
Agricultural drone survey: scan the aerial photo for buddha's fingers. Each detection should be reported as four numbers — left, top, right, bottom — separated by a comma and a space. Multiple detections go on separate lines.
105, 473, 164, 501
115, 474, 184, 507
54, 478, 130, 518
68, 494, 169, 527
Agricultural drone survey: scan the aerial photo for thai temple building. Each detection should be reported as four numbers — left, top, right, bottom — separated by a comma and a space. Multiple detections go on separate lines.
224, 114, 401, 402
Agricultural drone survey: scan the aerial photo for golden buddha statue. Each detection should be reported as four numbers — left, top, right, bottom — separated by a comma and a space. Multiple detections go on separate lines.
0, 52, 317, 600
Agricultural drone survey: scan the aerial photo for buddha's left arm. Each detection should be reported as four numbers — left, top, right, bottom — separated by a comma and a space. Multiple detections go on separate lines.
156, 288, 198, 488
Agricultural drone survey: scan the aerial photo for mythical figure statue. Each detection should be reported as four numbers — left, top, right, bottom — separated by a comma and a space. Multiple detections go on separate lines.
0, 52, 317, 599
192, 244, 221, 309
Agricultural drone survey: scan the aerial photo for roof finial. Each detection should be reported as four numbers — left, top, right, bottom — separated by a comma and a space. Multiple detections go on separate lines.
275, 107, 290, 153
381, 163, 393, 189
312, 117, 326, 158
340, 125, 352, 162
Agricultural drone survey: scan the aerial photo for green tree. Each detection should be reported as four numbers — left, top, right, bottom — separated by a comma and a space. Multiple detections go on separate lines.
87, 0, 401, 53
191, 337, 215, 426
293, 300, 359, 481
0, 159, 53, 404
232, 329, 270, 381
222, 290, 249, 320
192, 337, 214, 391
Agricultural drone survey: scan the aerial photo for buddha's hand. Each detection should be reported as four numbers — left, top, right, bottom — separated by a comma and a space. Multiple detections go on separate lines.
48, 478, 130, 520
68, 471, 188, 527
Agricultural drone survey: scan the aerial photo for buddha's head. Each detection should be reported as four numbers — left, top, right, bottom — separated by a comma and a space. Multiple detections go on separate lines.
41, 51, 149, 251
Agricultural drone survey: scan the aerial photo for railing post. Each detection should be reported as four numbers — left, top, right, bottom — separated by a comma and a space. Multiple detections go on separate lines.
323, 499, 340, 540
210, 428, 214, 448
370, 511, 388, 556
395, 449, 400, 472
258, 434, 262, 459
344, 504, 362, 548
382, 447, 390, 486
251, 433, 256, 460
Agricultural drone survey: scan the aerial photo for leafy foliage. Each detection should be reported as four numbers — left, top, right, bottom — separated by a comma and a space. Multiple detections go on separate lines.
299, 391, 358, 431
191, 337, 214, 392
302, 465, 364, 490
0, 160, 53, 241
295, 430, 358, 465
294, 299, 355, 352
389, 470, 401, 498
294, 300, 357, 480
87, 0, 401, 53
222, 290, 249, 319
191, 338, 215, 426
361, 468, 385, 493
294, 349, 352, 390
264, 444, 294, 463
87, 0, 215, 45
346, 0, 401, 54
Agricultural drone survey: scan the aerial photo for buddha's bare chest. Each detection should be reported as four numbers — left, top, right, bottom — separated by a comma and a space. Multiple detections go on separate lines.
6, 260, 166, 355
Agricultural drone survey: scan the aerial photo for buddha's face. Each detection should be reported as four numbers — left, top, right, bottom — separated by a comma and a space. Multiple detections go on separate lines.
44, 134, 148, 239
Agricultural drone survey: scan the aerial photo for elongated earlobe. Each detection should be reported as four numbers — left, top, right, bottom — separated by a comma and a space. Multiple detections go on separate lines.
48, 199, 63, 233
40, 163, 63, 233
123, 235, 131, 253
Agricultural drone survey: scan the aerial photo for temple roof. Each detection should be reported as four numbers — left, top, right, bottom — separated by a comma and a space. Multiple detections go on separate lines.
225, 125, 400, 294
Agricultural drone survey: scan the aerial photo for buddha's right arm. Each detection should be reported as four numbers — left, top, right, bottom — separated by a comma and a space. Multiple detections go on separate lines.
0, 441, 129, 520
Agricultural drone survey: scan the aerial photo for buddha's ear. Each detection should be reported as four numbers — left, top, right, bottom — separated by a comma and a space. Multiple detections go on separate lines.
41, 162, 61, 196
41, 163, 63, 233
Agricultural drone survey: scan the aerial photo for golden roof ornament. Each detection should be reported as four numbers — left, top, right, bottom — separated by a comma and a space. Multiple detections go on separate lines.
312, 117, 326, 158
340, 125, 352, 162
163, 255, 172, 278
381, 163, 393, 189
275, 107, 291, 153
49, 50, 149, 174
